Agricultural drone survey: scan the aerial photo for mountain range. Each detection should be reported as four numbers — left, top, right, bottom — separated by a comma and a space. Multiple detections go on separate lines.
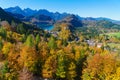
2, 6, 120, 30
4, 6, 120, 22
4, 6, 71, 21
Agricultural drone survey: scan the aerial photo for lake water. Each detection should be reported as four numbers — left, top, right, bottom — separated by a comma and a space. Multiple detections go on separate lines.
40, 25, 54, 31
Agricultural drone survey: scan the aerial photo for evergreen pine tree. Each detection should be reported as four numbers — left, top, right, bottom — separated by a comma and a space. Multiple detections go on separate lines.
25, 35, 34, 47
48, 36, 57, 49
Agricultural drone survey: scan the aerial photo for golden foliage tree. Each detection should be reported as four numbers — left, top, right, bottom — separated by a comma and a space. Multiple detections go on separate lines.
19, 46, 38, 73
82, 53, 117, 80
42, 55, 57, 79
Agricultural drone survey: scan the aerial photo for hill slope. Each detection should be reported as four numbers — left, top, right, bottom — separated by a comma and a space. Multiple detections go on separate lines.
0, 7, 21, 23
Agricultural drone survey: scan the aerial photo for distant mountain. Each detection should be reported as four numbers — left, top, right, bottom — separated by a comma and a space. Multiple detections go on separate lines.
53, 15, 83, 31
36, 10, 72, 20
23, 8, 37, 16
0, 7, 21, 23
96, 17, 120, 25
57, 15, 83, 27
5, 6, 37, 16
4, 6, 26, 16
8, 12, 25, 20
80, 17, 120, 25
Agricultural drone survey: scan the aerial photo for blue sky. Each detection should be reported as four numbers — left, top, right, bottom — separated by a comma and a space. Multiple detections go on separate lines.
0, 0, 120, 20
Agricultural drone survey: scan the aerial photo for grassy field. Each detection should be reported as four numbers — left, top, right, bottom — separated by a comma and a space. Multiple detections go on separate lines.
108, 43, 120, 48
105, 32, 120, 39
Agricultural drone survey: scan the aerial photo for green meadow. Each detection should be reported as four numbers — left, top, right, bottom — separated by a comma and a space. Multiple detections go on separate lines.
105, 32, 120, 39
